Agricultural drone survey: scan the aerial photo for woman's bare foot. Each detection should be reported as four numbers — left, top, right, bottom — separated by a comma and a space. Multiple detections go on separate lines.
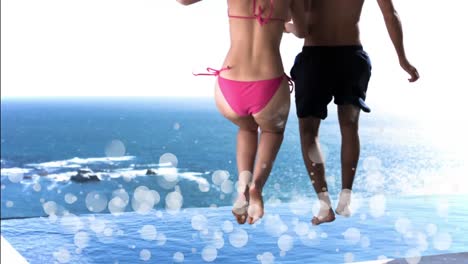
311, 208, 336, 225
247, 186, 264, 224
232, 185, 249, 224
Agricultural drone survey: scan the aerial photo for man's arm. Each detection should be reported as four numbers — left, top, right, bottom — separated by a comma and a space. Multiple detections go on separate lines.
377, 0, 419, 82
176, 0, 202, 6
284, 0, 307, 38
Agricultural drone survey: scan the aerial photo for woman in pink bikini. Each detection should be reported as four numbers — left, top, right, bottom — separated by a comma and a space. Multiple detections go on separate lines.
177, 0, 305, 224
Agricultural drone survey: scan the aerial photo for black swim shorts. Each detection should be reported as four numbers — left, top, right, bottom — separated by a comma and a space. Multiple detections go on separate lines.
290, 45, 372, 119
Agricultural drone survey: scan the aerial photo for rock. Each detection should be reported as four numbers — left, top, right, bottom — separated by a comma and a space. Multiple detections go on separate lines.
71, 168, 100, 182
146, 169, 157, 175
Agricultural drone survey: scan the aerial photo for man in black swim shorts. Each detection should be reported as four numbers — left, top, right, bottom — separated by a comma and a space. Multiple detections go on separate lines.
286, 0, 419, 225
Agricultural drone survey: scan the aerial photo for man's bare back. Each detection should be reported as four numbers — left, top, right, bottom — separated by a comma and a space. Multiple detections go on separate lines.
304, 0, 365, 46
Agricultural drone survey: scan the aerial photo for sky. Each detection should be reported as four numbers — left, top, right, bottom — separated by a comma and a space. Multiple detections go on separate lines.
1, 0, 468, 121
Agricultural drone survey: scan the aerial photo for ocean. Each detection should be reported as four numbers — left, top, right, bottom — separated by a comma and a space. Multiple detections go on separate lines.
1, 97, 467, 263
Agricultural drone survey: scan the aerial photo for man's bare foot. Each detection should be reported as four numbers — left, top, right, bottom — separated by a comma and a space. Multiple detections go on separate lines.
335, 189, 352, 217
247, 186, 264, 224
232, 186, 249, 224
311, 208, 336, 225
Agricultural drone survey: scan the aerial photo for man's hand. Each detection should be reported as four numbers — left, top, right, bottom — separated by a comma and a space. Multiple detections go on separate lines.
284, 22, 293, 33
400, 59, 419, 82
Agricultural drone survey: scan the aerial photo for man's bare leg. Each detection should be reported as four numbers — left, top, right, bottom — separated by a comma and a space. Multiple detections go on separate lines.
336, 104, 360, 217
299, 116, 335, 225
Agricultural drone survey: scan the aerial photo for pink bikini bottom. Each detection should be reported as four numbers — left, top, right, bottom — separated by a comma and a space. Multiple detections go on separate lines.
218, 75, 286, 116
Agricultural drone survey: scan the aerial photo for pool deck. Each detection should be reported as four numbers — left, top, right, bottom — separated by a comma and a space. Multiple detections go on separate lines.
1, 234, 466, 264
1, 235, 29, 264
352, 252, 468, 264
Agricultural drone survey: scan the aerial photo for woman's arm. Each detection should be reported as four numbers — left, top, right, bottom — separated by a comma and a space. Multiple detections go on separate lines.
176, 0, 202, 6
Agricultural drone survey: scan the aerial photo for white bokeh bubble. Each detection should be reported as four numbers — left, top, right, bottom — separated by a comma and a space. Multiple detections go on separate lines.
64, 193, 78, 204
360, 236, 371, 248
60, 214, 84, 234
229, 228, 248, 248
159, 153, 178, 167
108, 197, 127, 215
368, 194, 386, 218
264, 214, 288, 237
343, 228, 361, 245
150, 190, 161, 205
7, 172, 24, 183
165, 191, 183, 214
198, 180, 210, 192
433, 232, 452, 250
289, 196, 313, 216
74, 232, 90, 249
221, 180, 234, 194
344, 252, 354, 263
173, 123, 181, 130
140, 249, 151, 261
307, 144, 327, 164
191, 214, 208, 231
157, 176, 179, 190
201, 246, 217, 262
6, 201, 14, 208
365, 172, 386, 192
173, 252, 184, 263
139, 225, 157, 241
89, 218, 106, 234
33, 183, 41, 192
132, 186, 156, 214
294, 221, 309, 237
48, 214, 58, 223
278, 235, 294, 252
156, 233, 167, 246
86, 192, 108, 213
43, 201, 58, 215
222, 220, 234, 233
395, 217, 412, 234
53, 247, 71, 263
212, 170, 229, 186
105, 140, 126, 157
160, 167, 179, 182
404, 248, 421, 264
212, 231, 225, 249
259, 252, 275, 264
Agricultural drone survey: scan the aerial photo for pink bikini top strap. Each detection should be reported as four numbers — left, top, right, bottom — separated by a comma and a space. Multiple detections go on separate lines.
228, 0, 281, 26
192, 66, 231, 77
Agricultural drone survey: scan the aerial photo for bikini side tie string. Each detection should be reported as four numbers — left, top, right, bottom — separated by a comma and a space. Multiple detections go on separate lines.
192, 66, 231, 76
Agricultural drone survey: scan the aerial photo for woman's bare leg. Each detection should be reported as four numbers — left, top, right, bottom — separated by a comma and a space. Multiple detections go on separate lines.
215, 82, 257, 224
248, 79, 290, 224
